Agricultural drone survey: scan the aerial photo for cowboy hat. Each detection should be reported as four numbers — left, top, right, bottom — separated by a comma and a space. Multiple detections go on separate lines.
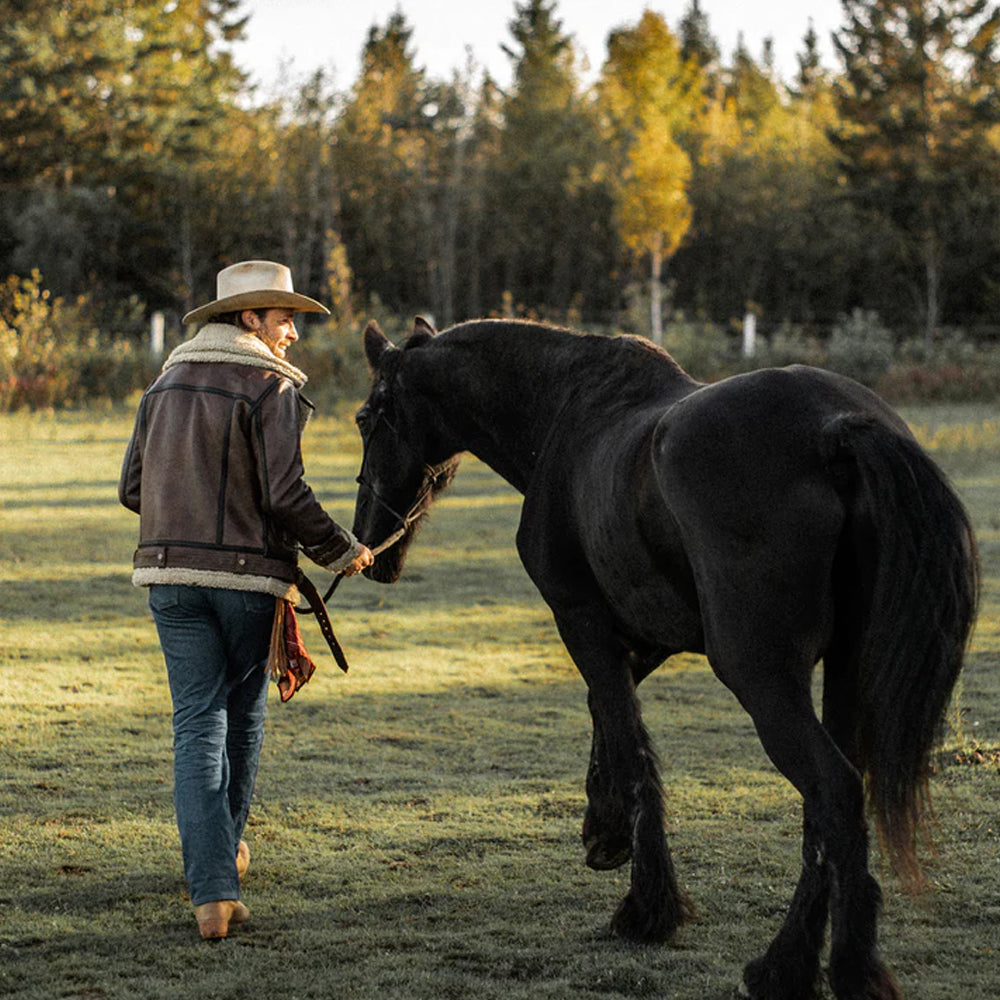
182, 260, 330, 325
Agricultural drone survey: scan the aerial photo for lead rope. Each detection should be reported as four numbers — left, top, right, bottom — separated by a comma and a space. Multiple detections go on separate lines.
294, 407, 446, 668
298, 460, 444, 613
315, 522, 406, 603
288, 500, 423, 676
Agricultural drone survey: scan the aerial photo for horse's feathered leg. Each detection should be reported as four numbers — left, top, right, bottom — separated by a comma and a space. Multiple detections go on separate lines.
553, 613, 691, 943
583, 650, 667, 871
742, 800, 831, 1000
743, 640, 873, 1000
582, 691, 632, 871
727, 679, 869, 999
711, 652, 899, 1000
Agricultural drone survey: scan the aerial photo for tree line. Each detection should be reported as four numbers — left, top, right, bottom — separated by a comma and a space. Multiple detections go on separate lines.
3, 0, 1000, 355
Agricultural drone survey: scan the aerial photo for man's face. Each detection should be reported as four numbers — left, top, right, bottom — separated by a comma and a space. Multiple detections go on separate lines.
250, 308, 298, 359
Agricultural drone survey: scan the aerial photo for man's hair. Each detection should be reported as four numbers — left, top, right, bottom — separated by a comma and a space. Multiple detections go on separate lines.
214, 309, 266, 330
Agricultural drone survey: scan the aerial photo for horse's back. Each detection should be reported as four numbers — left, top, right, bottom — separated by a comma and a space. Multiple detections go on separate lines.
652, 365, 907, 526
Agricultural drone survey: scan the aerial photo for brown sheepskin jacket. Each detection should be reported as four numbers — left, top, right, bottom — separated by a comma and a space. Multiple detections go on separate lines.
118, 323, 363, 600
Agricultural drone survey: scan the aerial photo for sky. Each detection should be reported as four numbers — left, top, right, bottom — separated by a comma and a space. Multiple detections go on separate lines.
231, 0, 847, 94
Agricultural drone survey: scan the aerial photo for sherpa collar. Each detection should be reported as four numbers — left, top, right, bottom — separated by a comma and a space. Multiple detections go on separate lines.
162, 322, 308, 387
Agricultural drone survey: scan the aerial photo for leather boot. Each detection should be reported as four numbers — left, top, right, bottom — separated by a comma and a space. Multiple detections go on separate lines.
194, 899, 250, 940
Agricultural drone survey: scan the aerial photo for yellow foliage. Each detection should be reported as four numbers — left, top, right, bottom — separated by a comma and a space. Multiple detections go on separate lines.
910, 420, 1000, 456
597, 10, 700, 263
619, 132, 692, 258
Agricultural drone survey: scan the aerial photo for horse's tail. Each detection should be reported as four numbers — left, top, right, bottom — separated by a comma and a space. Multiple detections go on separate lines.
824, 414, 979, 883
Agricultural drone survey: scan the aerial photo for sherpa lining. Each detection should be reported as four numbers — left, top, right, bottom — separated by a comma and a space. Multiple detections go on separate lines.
162, 323, 308, 387
132, 566, 300, 601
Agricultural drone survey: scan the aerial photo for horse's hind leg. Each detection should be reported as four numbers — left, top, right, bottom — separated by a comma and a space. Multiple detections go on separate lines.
741, 798, 831, 1000
726, 671, 898, 1000
820, 650, 902, 1000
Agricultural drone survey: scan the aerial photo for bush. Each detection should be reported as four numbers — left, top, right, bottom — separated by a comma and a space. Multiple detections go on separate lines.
825, 308, 895, 386
759, 322, 826, 368
296, 322, 371, 410
661, 315, 734, 380
877, 361, 1000, 403
3, 276, 998, 411
294, 295, 423, 409
0, 272, 155, 411
0, 271, 74, 409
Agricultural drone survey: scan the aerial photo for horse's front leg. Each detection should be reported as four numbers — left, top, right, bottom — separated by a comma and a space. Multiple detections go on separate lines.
558, 615, 691, 943
582, 692, 633, 871
582, 650, 666, 872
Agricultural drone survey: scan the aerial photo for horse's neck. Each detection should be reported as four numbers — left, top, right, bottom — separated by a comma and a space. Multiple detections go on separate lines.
428, 328, 576, 493
425, 323, 693, 493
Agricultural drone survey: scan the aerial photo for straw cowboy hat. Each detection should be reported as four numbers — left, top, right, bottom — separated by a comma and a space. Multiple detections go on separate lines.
182, 260, 330, 325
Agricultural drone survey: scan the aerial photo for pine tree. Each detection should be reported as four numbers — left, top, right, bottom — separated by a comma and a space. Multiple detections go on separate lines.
679, 0, 721, 77
832, 0, 1000, 348
491, 0, 613, 315
335, 12, 434, 314
794, 20, 827, 95
0, 0, 248, 306
0, 0, 245, 188
678, 37, 854, 327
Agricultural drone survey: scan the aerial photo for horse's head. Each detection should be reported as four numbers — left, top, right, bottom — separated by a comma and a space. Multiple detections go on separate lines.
352, 317, 461, 583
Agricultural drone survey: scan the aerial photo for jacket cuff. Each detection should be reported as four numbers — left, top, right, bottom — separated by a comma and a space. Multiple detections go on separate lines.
303, 529, 365, 573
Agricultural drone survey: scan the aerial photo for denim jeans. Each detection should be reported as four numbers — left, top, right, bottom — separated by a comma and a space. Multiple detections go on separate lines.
149, 585, 274, 906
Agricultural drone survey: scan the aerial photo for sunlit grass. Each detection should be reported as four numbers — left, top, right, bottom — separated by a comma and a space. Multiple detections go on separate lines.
1, 407, 998, 1000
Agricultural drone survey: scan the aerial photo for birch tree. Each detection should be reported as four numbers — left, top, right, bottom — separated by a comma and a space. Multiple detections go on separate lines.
598, 10, 701, 343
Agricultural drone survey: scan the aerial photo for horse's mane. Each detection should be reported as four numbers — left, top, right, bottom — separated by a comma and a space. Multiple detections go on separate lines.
432, 319, 696, 405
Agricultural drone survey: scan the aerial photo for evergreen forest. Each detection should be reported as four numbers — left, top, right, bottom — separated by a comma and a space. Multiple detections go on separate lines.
4, 0, 1000, 407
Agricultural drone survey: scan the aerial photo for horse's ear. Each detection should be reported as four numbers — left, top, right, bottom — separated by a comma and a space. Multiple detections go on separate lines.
364, 320, 393, 370
405, 315, 436, 351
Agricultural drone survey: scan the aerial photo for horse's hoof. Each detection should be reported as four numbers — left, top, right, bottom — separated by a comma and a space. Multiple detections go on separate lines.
584, 836, 632, 871
828, 958, 902, 1000
610, 890, 683, 944
740, 953, 822, 1000
581, 815, 632, 870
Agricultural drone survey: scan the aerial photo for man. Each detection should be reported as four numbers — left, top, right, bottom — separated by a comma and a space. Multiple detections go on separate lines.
118, 260, 372, 940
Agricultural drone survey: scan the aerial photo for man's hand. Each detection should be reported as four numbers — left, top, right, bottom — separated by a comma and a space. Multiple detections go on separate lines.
342, 544, 374, 577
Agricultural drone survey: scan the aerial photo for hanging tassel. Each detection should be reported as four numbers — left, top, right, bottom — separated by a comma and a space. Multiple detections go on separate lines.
268, 598, 288, 681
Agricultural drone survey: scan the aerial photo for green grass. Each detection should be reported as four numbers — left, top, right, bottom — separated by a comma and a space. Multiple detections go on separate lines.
1, 405, 998, 1000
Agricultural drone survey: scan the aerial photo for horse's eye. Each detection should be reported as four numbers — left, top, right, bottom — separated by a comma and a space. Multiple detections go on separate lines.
355, 409, 369, 431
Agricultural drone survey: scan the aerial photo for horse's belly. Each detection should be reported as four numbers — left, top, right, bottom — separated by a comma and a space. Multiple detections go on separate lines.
602, 573, 705, 653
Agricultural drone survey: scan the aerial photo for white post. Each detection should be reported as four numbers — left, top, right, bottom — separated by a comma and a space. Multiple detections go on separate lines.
742, 311, 756, 359
150, 312, 165, 360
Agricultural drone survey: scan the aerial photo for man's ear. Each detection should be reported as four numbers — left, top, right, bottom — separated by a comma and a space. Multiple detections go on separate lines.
240, 309, 261, 331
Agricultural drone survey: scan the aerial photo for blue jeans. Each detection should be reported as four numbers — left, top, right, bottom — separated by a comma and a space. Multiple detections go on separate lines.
149, 585, 274, 906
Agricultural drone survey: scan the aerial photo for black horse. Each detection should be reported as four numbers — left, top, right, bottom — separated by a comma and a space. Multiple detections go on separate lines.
350, 317, 978, 1000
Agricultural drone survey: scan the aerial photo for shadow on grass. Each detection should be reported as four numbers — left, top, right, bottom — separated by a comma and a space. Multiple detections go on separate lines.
1, 860, 741, 1000
0, 574, 141, 622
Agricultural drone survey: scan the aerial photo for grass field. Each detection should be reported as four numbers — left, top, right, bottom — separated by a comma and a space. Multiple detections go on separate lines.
1, 404, 998, 1000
